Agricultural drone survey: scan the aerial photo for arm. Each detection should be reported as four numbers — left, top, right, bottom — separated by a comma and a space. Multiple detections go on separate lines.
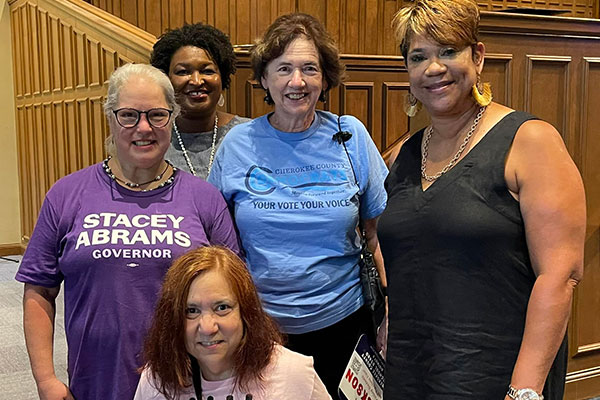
504, 120, 586, 397
362, 217, 386, 288
208, 204, 241, 256
362, 217, 388, 354
23, 283, 74, 400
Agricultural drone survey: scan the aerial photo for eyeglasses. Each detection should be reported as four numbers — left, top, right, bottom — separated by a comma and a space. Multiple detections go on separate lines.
112, 108, 173, 128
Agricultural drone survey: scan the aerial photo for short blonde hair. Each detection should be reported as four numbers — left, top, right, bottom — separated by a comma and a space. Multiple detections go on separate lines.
393, 0, 480, 59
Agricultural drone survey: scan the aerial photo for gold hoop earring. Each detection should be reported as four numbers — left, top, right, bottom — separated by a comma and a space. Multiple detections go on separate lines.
403, 91, 422, 117
472, 74, 493, 106
218, 94, 225, 107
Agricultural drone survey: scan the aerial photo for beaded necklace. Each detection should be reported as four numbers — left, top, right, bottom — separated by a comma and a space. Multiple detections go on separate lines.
173, 115, 218, 176
102, 156, 176, 192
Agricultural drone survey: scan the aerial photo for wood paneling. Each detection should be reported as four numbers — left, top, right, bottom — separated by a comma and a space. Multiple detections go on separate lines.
9, 0, 154, 241
483, 53, 513, 107
525, 55, 571, 138
476, 0, 597, 18
86, 0, 407, 53
0, 244, 25, 256
88, 0, 598, 41
8, 0, 600, 398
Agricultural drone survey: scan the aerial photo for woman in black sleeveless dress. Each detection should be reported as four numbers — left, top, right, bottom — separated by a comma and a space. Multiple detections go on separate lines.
378, 1, 586, 399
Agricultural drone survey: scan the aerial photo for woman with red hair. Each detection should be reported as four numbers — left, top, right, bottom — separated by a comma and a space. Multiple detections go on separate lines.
134, 246, 331, 399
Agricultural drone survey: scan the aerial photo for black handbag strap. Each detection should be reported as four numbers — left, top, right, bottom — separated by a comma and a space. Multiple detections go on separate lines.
333, 115, 367, 239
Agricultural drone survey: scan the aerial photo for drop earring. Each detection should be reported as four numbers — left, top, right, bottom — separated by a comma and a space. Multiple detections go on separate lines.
319, 91, 327, 103
264, 89, 274, 105
403, 91, 422, 117
218, 93, 225, 107
472, 74, 493, 106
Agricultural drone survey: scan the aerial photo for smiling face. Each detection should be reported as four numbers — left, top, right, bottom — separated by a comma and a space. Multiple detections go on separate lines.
110, 76, 171, 171
184, 269, 244, 381
406, 35, 484, 117
168, 46, 222, 119
261, 36, 326, 132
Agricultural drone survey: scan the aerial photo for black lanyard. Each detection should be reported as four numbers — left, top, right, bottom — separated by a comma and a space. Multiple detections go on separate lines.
190, 356, 203, 399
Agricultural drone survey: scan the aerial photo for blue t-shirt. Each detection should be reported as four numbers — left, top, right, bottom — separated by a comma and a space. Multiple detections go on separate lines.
208, 111, 388, 333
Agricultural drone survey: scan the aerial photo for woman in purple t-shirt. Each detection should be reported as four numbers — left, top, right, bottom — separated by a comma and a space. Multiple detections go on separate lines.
16, 63, 239, 400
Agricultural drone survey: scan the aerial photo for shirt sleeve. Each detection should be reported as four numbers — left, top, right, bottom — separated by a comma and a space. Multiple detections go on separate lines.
15, 194, 64, 287
133, 368, 166, 400
310, 371, 333, 400
207, 138, 234, 208
343, 116, 389, 220
208, 203, 241, 257
207, 150, 224, 193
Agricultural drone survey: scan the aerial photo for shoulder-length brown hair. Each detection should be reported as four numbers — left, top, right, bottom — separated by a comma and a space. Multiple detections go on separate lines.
251, 12, 345, 103
141, 246, 283, 398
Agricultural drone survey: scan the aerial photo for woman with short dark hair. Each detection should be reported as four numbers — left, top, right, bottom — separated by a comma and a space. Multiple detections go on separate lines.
151, 23, 249, 179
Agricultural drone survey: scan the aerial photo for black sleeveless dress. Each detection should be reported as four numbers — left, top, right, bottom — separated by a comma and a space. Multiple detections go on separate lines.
378, 112, 567, 399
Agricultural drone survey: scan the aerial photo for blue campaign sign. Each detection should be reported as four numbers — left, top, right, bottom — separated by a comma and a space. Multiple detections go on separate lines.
338, 334, 385, 400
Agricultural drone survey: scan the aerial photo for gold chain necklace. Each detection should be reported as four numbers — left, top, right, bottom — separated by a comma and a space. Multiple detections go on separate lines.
421, 106, 486, 182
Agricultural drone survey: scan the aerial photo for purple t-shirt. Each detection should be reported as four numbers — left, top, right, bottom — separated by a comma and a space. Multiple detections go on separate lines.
16, 163, 239, 399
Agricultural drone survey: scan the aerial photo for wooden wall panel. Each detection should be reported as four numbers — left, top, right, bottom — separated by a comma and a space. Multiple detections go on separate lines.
525, 55, 571, 138
340, 82, 374, 142
86, 0, 406, 55
39, 10, 51, 94
9, 0, 154, 240
569, 59, 600, 390
49, 16, 62, 92
382, 82, 410, 150
483, 54, 513, 107
88, 0, 598, 44
475, 0, 597, 18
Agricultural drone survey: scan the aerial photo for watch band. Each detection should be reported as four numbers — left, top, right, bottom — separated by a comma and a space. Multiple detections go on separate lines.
507, 386, 544, 400
507, 386, 518, 399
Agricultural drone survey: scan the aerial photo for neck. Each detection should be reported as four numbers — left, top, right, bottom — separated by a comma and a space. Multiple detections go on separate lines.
110, 157, 167, 189
429, 103, 480, 140
176, 111, 218, 133
201, 365, 235, 382
269, 111, 315, 132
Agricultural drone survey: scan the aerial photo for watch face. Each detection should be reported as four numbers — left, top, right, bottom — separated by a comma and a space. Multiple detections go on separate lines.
517, 389, 541, 400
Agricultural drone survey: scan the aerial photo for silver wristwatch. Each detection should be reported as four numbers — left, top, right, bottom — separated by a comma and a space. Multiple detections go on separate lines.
507, 386, 544, 400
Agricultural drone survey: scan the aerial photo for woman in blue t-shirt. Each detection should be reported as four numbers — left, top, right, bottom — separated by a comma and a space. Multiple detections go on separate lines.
208, 13, 388, 396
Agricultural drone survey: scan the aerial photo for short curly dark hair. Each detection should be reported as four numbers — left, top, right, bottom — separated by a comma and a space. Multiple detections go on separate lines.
251, 13, 344, 103
150, 23, 237, 90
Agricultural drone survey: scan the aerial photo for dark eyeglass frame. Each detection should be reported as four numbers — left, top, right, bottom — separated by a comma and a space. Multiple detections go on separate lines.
112, 107, 174, 128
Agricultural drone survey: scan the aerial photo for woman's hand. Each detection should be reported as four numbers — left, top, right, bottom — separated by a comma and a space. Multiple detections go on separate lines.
37, 377, 75, 400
